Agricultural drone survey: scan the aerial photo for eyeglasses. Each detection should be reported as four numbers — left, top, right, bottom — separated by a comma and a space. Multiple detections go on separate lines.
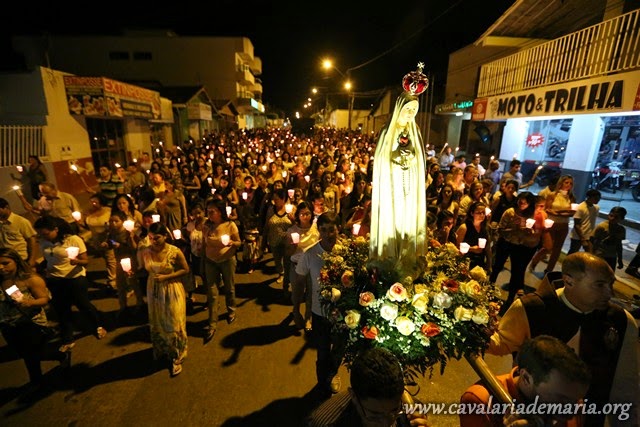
354, 393, 403, 421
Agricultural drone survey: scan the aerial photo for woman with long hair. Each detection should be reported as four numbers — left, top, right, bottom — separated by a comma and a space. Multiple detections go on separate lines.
489, 191, 542, 313
112, 193, 144, 230
285, 201, 319, 331
456, 201, 491, 271
435, 183, 460, 226
529, 174, 576, 274
201, 199, 241, 343
34, 216, 107, 351
136, 222, 189, 376
0, 248, 70, 388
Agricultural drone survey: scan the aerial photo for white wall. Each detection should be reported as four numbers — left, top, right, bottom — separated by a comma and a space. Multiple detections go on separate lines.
563, 115, 603, 172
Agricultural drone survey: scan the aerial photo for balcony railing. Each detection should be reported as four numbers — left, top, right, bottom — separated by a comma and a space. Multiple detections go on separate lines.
478, 8, 640, 98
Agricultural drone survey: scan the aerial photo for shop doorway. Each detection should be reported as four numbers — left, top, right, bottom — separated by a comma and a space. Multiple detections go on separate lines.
86, 118, 127, 168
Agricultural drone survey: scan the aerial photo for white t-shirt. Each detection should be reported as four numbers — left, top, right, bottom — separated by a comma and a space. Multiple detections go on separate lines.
40, 234, 87, 278
569, 201, 599, 240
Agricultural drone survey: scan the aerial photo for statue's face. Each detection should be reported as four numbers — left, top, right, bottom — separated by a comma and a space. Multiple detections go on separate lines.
399, 100, 419, 125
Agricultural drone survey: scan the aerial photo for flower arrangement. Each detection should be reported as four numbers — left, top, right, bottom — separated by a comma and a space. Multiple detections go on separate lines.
319, 235, 502, 381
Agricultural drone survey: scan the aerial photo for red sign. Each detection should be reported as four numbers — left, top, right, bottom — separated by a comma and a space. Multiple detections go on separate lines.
526, 132, 545, 148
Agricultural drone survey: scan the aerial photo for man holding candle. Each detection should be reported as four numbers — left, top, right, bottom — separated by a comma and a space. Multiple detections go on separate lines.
31, 182, 82, 235
0, 198, 38, 267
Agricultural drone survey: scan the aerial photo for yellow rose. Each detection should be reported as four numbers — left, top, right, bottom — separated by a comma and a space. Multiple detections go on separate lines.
472, 308, 489, 325
331, 288, 341, 302
454, 306, 473, 321
460, 280, 482, 296
411, 293, 429, 314
414, 284, 428, 295
344, 310, 361, 329
469, 266, 488, 282
395, 316, 416, 336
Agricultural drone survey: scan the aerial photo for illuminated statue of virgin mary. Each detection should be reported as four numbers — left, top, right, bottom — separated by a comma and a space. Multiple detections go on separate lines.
370, 63, 429, 261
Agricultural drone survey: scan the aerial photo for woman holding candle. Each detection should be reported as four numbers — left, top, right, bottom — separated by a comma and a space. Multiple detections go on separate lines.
83, 193, 117, 293
34, 216, 107, 350
285, 201, 319, 330
136, 222, 189, 376
528, 175, 576, 275
0, 248, 70, 390
104, 211, 143, 318
201, 199, 241, 343
455, 201, 491, 271
489, 192, 541, 314
112, 194, 144, 232
262, 189, 294, 291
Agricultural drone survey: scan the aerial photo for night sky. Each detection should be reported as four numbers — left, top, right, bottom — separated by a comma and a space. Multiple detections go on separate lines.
1, 0, 514, 115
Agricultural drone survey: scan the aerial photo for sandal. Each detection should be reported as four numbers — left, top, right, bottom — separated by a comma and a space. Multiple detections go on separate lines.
96, 327, 107, 339
171, 361, 183, 377
59, 342, 76, 353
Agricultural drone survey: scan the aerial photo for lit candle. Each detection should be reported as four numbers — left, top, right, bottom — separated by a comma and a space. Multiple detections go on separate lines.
287, 189, 295, 199
352, 223, 361, 235
211, 188, 216, 195
16, 165, 23, 172
226, 206, 232, 216
173, 229, 182, 240
220, 234, 230, 246
70, 164, 78, 172
485, 207, 492, 216
152, 214, 161, 223
123, 219, 135, 232
460, 242, 470, 254
290, 232, 300, 244
304, 175, 310, 183
72, 211, 82, 221
478, 238, 487, 249
544, 219, 554, 228
12, 185, 22, 196
285, 203, 293, 214
282, 170, 287, 178
120, 258, 132, 273
525, 218, 536, 229
207, 177, 212, 185
65, 246, 79, 259
242, 192, 248, 200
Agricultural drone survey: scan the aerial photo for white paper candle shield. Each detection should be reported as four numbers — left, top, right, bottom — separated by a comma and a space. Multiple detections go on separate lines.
525, 218, 536, 228
460, 242, 470, 254
72, 211, 82, 221
571, 203, 579, 211
226, 206, 232, 216
152, 214, 161, 223
120, 258, 132, 272
352, 223, 361, 235
485, 207, 492, 216
220, 234, 230, 246
285, 204, 293, 214
5, 285, 24, 302
544, 219, 555, 228
242, 192, 248, 200
65, 246, 79, 259
288, 189, 295, 199
207, 177, 212, 185
123, 219, 135, 232
478, 238, 487, 249
304, 175, 310, 183
173, 229, 182, 240
290, 232, 300, 244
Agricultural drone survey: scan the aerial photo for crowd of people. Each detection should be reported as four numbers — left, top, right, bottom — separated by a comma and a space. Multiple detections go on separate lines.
1, 125, 638, 425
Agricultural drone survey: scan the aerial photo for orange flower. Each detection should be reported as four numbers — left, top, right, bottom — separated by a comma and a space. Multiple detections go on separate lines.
362, 325, 379, 339
341, 270, 355, 288
421, 322, 440, 337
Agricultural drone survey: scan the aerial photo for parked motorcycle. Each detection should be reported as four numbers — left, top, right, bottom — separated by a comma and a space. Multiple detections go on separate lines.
591, 161, 624, 193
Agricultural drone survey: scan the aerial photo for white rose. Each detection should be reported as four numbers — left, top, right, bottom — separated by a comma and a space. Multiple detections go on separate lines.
380, 302, 399, 321
411, 293, 429, 314
386, 283, 408, 302
454, 306, 473, 321
460, 280, 482, 296
432, 292, 453, 309
344, 310, 361, 329
472, 308, 490, 325
331, 288, 341, 302
395, 316, 416, 336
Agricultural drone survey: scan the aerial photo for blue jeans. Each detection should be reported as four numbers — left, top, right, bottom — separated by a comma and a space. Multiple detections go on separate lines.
203, 257, 237, 329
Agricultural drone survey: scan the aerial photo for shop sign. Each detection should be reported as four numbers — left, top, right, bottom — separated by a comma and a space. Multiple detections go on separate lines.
187, 102, 213, 121
63, 76, 161, 119
472, 70, 640, 121
526, 132, 545, 148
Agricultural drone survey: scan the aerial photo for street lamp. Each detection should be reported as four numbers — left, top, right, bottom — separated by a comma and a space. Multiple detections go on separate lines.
322, 58, 355, 129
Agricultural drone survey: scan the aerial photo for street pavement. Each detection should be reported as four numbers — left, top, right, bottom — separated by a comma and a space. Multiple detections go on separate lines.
0, 244, 638, 426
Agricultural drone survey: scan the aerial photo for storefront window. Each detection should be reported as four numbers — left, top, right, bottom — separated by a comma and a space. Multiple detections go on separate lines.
86, 118, 126, 168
